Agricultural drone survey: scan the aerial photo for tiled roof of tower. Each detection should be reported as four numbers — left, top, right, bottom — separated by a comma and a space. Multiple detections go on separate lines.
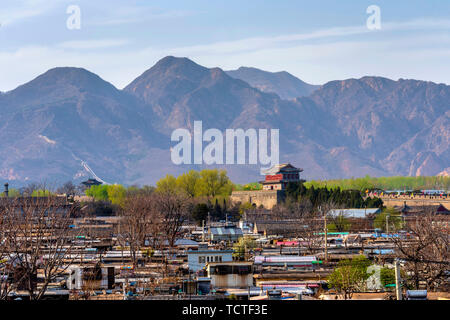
262, 163, 303, 175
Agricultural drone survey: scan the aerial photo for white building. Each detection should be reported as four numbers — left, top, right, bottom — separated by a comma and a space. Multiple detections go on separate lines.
187, 249, 233, 272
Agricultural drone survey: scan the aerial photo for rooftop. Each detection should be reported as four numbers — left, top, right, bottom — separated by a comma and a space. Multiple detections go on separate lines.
262, 163, 303, 175
210, 226, 243, 236
328, 208, 381, 218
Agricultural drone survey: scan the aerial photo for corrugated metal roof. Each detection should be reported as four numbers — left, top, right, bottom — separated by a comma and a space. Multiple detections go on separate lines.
254, 255, 317, 264
210, 227, 243, 236
328, 208, 381, 218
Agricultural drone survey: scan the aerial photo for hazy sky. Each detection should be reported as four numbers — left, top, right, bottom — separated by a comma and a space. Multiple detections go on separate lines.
0, 0, 449, 91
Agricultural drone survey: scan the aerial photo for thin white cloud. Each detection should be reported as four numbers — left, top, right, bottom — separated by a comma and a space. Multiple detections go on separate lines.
58, 39, 130, 50
166, 18, 450, 56
164, 25, 370, 56
1, 18, 450, 91
382, 18, 450, 31
85, 6, 195, 26
0, 0, 63, 27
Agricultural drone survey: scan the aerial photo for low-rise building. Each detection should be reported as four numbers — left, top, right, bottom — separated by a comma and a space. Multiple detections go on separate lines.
254, 255, 318, 270
67, 265, 115, 291
187, 249, 233, 272
209, 225, 243, 243
328, 208, 381, 218
207, 262, 253, 289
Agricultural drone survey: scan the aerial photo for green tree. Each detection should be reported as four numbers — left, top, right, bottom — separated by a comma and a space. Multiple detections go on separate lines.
31, 189, 53, 197
374, 207, 403, 232
238, 202, 254, 217
364, 196, 383, 208
305, 176, 450, 192
232, 236, 257, 261
196, 169, 233, 198
351, 255, 372, 278
379, 267, 396, 288
4, 188, 20, 197
246, 183, 262, 191
328, 212, 351, 232
85, 185, 109, 201
192, 203, 209, 226
107, 184, 126, 207
156, 174, 178, 194
212, 198, 223, 220
176, 170, 200, 197
328, 255, 373, 299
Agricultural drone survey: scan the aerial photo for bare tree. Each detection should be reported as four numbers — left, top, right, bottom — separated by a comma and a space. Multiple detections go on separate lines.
0, 197, 81, 300
150, 191, 191, 285
391, 207, 449, 291
291, 200, 342, 256
0, 207, 13, 299
118, 195, 159, 269
56, 181, 78, 196
116, 194, 171, 298
20, 181, 54, 197
287, 200, 330, 255
153, 192, 190, 248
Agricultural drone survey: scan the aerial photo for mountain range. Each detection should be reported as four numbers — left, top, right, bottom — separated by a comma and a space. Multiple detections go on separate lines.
226, 67, 320, 100
0, 56, 448, 186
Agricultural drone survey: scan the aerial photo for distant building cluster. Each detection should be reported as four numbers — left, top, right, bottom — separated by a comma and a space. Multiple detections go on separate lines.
0, 165, 448, 301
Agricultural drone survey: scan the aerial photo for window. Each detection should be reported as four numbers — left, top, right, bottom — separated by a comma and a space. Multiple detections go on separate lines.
233, 266, 252, 275
215, 265, 232, 275
199, 256, 206, 264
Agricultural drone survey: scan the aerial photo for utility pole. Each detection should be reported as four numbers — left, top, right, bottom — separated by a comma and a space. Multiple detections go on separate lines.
321, 206, 328, 262
395, 259, 402, 300
386, 214, 389, 234
208, 212, 211, 227
189, 269, 192, 299
202, 220, 205, 243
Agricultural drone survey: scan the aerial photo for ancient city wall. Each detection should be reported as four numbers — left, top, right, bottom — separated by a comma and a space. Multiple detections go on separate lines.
230, 190, 285, 209
379, 197, 450, 207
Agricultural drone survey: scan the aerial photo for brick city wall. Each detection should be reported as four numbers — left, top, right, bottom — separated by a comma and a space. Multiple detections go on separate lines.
230, 190, 285, 209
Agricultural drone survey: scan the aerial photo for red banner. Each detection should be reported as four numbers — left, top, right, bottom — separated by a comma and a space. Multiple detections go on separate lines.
265, 174, 283, 181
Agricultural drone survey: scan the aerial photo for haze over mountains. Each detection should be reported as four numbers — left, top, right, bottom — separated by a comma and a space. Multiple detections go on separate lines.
0, 56, 448, 186
226, 67, 320, 100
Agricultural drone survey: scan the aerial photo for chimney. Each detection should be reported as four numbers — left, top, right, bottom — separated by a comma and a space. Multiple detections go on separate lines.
4, 183, 9, 197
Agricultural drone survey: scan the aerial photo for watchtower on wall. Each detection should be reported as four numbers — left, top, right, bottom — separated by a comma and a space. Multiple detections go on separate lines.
260, 163, 303, 191
230, 163, 303, 209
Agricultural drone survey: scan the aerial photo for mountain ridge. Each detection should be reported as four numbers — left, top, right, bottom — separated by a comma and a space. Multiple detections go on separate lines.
226, 66, 320, 100
0, 56, 448, 185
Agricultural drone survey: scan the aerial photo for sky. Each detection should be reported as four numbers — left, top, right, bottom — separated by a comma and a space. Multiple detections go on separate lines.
0, 0, 449, 91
